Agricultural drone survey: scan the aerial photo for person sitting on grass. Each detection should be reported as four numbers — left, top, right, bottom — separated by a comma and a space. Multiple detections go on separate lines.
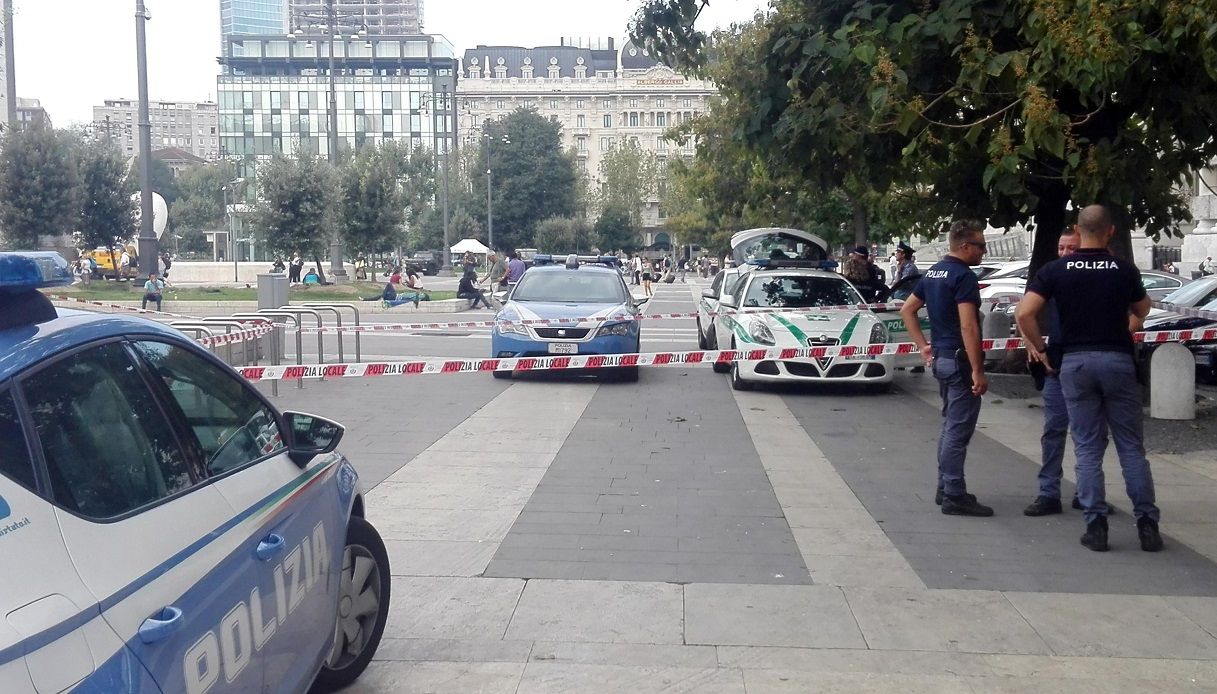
141, 273, 168, 311
458, 269, 491, 309
302, 268, 321, 285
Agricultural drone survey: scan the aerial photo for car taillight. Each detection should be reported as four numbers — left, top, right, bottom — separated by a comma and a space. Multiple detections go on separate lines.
977, 283, 990, 290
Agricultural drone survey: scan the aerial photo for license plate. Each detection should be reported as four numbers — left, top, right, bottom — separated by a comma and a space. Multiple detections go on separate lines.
548, 343, 578, 354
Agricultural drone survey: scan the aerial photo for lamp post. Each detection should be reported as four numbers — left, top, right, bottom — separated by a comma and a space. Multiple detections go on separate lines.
134, 0, 157, 276
223, 178, 246, 282
482, 133, 509, 253
290, 2, 366, 283
3, 0, 16, 129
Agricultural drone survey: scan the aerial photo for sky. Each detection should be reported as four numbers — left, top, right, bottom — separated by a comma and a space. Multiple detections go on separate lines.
11, 0, 767, 127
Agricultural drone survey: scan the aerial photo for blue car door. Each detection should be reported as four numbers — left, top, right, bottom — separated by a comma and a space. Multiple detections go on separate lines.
19, 341, 264, 694
130, 340, 347, 693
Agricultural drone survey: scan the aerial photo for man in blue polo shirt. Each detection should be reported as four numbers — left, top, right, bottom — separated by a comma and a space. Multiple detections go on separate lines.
900, 219, 993, 517
1016, 204, 1161, 552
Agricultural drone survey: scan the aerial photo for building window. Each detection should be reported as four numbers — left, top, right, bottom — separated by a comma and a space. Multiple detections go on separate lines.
629, 99, 637, 108
657, 99, 665, 108
495, 66, 507, 78
549, 99, 558, 110
602, 99, 612, 109
599, 136, 615, 151
683, 98, 692, 108
574, 65, 587, 78
657, 138, 667, 152
577, 138, 587, 152
629, 113, 639, 127
603, 114, 612, 128
548, 65, 560, 79
496, 99, 505, 110
576, 114, 586, 128
522, 65, 534, 78
656, 113, 667, 127
576, 99, 585, 109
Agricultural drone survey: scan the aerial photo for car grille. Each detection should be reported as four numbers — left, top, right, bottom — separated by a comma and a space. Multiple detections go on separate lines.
534, 327, 590, 339
784, 361, 821, 377
807, 336, 840, 347
826, 364, 862, 378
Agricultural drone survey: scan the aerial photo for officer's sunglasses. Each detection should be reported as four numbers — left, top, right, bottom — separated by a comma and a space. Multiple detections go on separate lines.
965, 240, 988, 251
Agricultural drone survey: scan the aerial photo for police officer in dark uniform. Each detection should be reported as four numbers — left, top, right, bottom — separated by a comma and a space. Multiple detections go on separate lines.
900, 219, 994, 517
1016, 204, 1162, 552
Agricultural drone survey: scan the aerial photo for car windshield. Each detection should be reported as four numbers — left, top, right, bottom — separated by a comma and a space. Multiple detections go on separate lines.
1162, 278, 1217, 307
742, 275, 862, 308
511, 270, 628, 303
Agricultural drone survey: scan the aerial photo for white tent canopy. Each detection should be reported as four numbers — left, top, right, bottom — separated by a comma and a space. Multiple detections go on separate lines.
450, 238, 490, 254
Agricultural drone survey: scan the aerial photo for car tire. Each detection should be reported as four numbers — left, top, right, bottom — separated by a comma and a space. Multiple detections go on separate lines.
729, 340, 753, 390
492, 370, 512, 380
310, 516, 391, 693
696, 318, 707, 349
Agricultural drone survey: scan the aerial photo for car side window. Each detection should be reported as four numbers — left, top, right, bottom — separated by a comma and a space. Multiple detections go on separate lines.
710, 272, 723, 294
1142, 275, 1176, 290
0, 389, 36, 491
23, 342, 195, 519
133, 341, 285, 476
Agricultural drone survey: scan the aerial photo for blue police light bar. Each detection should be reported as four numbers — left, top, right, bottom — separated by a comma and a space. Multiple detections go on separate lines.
745, 258, 839, 270
532, 254, 622, 268
0, 252, 74, 293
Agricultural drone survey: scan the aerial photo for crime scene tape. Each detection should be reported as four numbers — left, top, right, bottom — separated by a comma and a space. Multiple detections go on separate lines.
1136, 327, 1217, 343
196, 324, 276, 348
1150, 301, 1217, 322
234, 337, 1029, 382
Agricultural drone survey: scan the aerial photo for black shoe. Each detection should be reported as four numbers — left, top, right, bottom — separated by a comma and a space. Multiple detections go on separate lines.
935, 490, 977, 506
1023, 497, 1063, 516
1071, 496, 1083, 510
942, 494, 994, 517
1080, 517, 1109, 552
1138, 517, 1164, 552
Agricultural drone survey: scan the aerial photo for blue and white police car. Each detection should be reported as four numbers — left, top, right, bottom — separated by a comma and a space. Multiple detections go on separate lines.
0, 252, 389, 693
490, 254, 646, 381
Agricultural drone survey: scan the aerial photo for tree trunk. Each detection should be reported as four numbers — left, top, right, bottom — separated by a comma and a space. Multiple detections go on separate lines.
1101, 202, 1135, 265
313, 256, 327, 284
1026, 185, 1070, 284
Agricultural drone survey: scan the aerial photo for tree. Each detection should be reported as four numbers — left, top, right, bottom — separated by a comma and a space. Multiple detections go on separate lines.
534, 215, 592, 253
594, 205, 637, 252
76, 139, 136, 260
471, 108, 579, 251
337, 146, 405, 257
134, 153, 181, 205
633, 0, 1217, 277
0, 125, 80, 250
591, 141, 659, 226
252, 154, 336, 279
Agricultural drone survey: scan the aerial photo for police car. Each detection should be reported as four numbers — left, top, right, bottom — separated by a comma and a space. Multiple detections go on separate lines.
0, 252, 389, 693
710, 229, 895, 390
490, 254, 645, 381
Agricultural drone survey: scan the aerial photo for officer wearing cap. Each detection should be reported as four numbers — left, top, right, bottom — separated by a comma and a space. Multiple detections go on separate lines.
1016, 204, 1162, 552
900, 219, 993, 517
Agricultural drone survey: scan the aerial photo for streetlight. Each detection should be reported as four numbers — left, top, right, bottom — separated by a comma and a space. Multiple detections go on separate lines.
134, 0, 157, 276
424, 87, 455, 274
482, 133, 510, 252
289, 2, 367, 283
223, 178, 246, 282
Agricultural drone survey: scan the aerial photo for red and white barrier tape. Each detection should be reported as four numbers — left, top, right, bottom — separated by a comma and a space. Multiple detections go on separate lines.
1150, 301, 1217, 322
196, 324, 275, 348
1135, 327, 1217, 344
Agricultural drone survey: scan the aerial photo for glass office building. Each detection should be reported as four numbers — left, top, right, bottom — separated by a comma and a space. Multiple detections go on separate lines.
221, 0, 288, 37
217, 34, 457, 163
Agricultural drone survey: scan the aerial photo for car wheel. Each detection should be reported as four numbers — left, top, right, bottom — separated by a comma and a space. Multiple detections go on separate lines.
729, 341, 753, 391
311, 516, 390, 693
492, 370, 512, 380
696, 318, 708, 349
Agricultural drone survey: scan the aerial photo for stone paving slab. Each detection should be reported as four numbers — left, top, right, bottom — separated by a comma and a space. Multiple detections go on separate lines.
784, 383, 1217, 595
517, 663, 745, 694
684, 584, 866, 649
383, 576, 525, 641
343, 661, 525, 694
503, 579, 684, 644
383, 539, 500, 577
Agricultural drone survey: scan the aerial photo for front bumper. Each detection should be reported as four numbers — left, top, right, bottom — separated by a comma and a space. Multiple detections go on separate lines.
735, 353, 895, 383
491, 332, 639, 361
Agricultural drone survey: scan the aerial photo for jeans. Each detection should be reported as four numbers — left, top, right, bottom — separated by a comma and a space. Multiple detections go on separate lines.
1059, 351, 1160, 524
932, 351, 982, 497
1037, 374, 1069, 499
459, 290, 489, 308
141, 293, 161, 311
385, 292, 423, 307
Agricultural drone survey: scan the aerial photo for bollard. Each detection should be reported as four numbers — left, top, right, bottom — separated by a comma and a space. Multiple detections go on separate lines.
1150, 343, 1196, 420
982, 309, 1011, 362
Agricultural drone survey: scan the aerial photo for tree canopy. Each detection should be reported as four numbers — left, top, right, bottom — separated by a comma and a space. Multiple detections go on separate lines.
252, 154, 335, 265
633, 0, 1217, 272
0, 125, 81, 250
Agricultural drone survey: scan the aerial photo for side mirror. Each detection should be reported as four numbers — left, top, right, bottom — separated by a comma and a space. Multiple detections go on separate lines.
283, 411, 345, 467
634, 296, 650, 307
718, 295, 738, 309
701, 288, 717, 300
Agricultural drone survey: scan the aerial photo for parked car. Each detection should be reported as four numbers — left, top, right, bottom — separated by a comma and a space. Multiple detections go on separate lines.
696, 267, 744, 349
408, 251, 440, 276
1139, 270, 1192, 301
0, 252, 390, 694
1136, 297, 1217, 385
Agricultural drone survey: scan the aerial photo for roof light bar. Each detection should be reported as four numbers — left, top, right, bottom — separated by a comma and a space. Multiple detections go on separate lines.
0, 252, 74, 293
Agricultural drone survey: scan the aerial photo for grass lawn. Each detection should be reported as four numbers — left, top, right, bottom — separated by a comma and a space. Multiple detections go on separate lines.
46, 281, 455, 303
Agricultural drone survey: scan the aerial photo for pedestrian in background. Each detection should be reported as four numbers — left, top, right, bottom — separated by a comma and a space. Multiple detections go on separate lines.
895, 243, 919, 282
641, 258, 654, 297
1022, 228, 1080, 517
632, 255, 643, 285
289, 253, 303, 284
458, 269, 491, 309
1201, 256, 1215, 276
899, 219, 993, 517
1017, 204, 1162, 552
141, 273, 167, 311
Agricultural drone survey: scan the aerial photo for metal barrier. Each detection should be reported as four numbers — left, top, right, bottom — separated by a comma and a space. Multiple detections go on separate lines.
247, 310, 309, 389
198, 319, 261, 365
228, 314, 282, 396
275, 306, 325, 364
299, 302, 362, 363
170, 324, 217, 354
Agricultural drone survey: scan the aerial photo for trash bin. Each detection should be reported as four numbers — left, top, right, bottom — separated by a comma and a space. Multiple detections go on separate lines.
257, 273, 289, 310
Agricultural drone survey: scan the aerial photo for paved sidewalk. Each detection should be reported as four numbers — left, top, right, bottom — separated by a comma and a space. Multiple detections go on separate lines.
287, 280, 1217, 692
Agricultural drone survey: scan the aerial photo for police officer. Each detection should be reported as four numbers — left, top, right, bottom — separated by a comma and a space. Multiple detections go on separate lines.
1016, 204, 1162, 552
900, 219, 994, 517
1022, 228, 1079, 516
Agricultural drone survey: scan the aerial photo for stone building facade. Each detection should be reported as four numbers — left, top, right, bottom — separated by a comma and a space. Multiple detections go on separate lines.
93, 99, 220, 162
455, 38, 716, 250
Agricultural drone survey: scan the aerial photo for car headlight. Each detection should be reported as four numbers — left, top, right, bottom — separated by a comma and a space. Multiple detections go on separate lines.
599, 321, 634, 337
749, 320, 776, 345
869, 321, 889, 343
495, 319, 529, 336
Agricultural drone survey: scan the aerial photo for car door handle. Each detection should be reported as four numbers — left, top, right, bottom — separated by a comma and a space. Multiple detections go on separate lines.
256, 533, 286, 561
138, 606, 183, 644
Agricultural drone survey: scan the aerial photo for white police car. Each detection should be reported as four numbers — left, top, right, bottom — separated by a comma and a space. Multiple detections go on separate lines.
490, 254, 645, 381
0, 252, 389, 693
